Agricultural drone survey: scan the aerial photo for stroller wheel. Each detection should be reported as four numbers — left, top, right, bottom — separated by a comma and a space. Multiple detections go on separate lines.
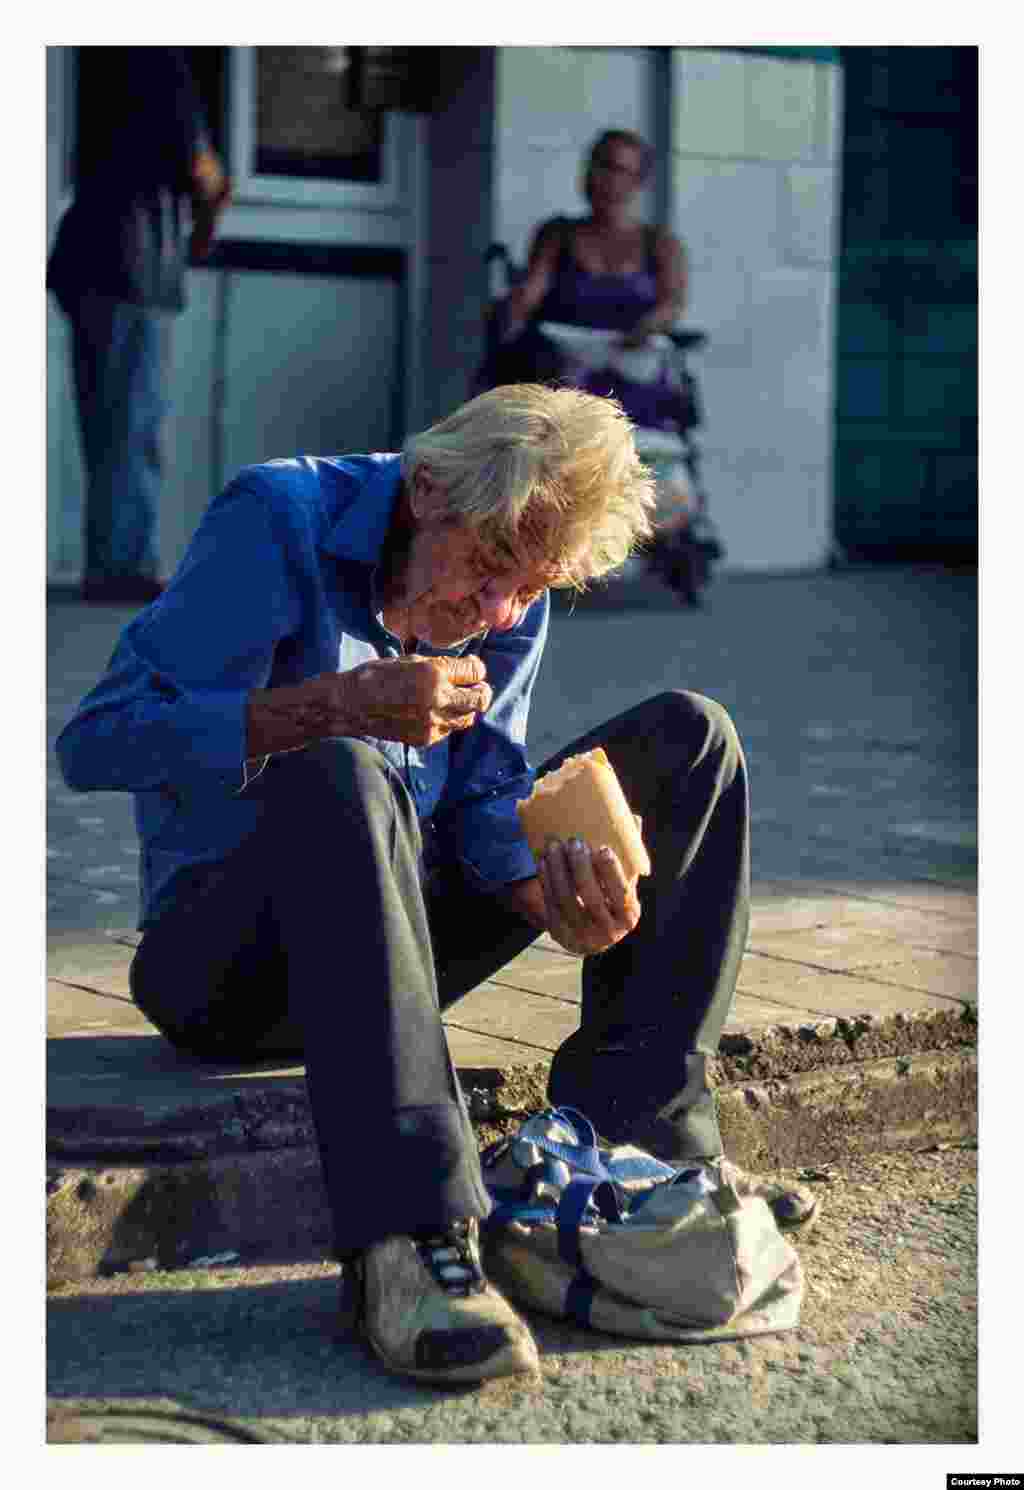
678, 572, 702, 608
669, 556, 702, 607
651, 534, 705, 607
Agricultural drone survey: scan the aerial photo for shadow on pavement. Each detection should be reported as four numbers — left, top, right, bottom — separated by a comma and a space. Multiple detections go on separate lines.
46, 1270, 657, 1434
47, 1033, 306, 1085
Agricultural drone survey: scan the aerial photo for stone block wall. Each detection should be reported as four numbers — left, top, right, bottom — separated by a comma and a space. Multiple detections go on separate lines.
669, 49, 842, 570
494, 47, 659, 273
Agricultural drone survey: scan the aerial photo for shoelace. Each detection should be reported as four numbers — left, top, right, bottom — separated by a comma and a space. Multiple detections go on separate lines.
415, 1222, 486, 1296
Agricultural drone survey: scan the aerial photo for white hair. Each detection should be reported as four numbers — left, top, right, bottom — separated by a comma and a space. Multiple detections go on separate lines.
401, 383, 657, 587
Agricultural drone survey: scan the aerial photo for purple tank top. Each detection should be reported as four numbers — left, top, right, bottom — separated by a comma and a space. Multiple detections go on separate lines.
537, 218, 660, 333
536, 218, 677, 430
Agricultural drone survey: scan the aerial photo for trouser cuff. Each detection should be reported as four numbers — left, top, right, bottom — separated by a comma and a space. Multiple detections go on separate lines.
323, 1100, 492, 1256
547, 1037, 723, 1162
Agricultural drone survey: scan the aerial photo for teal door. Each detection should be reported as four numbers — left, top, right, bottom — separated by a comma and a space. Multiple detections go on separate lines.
834, 46, 977, 561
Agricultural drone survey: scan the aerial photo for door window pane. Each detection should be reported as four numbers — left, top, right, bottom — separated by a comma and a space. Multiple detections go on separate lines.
254, 47, 382, 183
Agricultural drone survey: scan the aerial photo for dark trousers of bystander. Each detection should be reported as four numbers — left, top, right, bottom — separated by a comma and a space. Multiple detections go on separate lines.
129, 690, 749, 1258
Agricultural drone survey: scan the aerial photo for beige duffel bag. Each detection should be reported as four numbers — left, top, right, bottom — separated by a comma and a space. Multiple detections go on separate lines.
481, 1108, 804, 1343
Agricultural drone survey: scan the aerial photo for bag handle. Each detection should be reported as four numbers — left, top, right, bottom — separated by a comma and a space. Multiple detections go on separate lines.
525, 1107, 607, 1179
546, 1106, 600, 1150
556, 1174, 623, 1265
484, 1196, 558, 1229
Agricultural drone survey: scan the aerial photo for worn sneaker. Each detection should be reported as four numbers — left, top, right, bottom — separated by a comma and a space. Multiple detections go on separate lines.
702, 1157, 820, 1231
353, 1218, 540, 1385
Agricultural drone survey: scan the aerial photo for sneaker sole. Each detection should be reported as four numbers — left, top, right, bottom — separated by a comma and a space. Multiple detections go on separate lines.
362, 1325, 540, 1387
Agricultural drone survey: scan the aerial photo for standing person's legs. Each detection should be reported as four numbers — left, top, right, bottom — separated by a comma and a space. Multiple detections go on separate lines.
129, 740, 490, 1260
70, 292, 165, 584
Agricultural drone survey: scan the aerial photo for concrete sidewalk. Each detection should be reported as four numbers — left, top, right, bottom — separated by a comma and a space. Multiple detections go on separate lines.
46, 566, 978, 1278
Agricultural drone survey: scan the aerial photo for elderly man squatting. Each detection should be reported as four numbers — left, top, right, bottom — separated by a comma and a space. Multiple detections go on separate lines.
56, 383, 814, 1387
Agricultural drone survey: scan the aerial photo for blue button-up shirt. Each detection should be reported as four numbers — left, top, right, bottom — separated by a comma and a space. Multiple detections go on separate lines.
56, 454, 548, 927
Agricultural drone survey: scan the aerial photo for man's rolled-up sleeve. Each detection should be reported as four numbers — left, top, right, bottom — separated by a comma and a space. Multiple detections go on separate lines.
439, 593, 549, 891
56, 474, 300, 799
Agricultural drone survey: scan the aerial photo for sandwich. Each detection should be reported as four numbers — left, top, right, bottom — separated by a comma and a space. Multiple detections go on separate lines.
515, 747, 651, 880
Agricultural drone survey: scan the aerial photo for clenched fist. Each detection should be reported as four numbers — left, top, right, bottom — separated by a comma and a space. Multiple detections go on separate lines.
344, 655, 493, 746
246, 655, 492, 757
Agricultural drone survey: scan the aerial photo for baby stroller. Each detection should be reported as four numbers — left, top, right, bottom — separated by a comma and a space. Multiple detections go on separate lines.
477, 243, 725, 608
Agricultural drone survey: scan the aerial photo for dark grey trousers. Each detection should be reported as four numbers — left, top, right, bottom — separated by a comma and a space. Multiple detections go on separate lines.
69, 292, 169, 582
130, 690, 749, 1256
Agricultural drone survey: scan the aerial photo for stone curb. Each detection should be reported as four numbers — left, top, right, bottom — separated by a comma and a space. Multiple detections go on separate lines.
47, 1003, 976, 1161
47, 1004, 978, 1286
715, 1046, 977, 1170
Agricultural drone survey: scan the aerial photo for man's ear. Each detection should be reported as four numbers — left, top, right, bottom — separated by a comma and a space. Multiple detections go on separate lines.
409, 467, 449, 523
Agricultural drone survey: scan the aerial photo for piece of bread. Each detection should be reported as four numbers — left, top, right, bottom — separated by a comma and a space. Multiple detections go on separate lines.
516, 747, 651, 879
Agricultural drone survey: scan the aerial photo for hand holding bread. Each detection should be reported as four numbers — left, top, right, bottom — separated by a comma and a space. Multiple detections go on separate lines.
516, 748, 646, 956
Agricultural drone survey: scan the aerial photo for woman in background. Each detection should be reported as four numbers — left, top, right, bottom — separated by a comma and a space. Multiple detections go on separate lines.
505, 128, 687, 359
494, 129, 719, 604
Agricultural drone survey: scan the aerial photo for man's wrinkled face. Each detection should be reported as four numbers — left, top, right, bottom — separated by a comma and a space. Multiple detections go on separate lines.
397, 472, 573, 647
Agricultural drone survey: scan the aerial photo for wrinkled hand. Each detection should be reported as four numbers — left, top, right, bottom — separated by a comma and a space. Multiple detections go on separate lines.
341, 654, 492, 747
246, 655, 492, 758
537, 830, 642, 957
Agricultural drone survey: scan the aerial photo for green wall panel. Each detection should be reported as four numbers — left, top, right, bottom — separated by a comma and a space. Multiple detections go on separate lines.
833, 45, 977, 560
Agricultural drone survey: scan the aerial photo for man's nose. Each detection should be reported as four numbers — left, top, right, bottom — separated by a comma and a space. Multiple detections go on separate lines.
477, 580, 522, 631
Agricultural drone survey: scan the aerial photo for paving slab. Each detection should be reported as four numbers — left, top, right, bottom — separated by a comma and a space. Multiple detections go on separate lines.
721, 992, 829, 1028
787, 883, 977, 917
47, 980, 143, 1038
749, 923, 975, 968
736, 953, 972, 1015
484, 945, 582, 1001
443, 981, 582, 1049
749, 882, 977, 930
753, 934, 975, 993
49, 936, 137, 989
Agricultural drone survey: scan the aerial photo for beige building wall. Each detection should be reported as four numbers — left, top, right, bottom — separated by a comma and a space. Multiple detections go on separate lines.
669, 49, 842, 570
494, 46, 659, 269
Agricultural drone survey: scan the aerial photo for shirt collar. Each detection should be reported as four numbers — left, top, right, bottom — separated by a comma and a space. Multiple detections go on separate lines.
321, 454, 403, 566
